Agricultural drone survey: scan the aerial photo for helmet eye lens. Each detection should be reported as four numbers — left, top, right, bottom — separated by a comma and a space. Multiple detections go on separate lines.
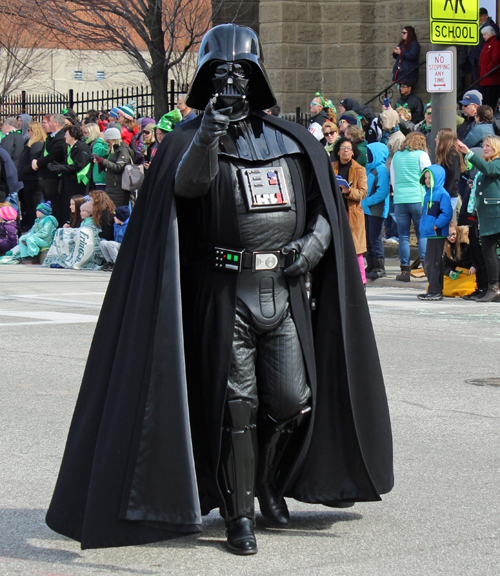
210, 61, 250, 79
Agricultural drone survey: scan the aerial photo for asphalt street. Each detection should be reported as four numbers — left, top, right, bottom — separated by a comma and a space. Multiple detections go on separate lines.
1, 264, 499, 576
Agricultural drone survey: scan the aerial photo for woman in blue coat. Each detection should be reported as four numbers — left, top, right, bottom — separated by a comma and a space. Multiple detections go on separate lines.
392, 26, 421, 86
362, 143, 390, 279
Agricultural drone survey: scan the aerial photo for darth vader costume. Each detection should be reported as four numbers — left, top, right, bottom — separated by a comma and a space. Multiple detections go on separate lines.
46, 24, 393, 555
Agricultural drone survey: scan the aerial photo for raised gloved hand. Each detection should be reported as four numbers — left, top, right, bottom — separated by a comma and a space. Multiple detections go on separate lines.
196, 98, 232, 147
282, 214, 332, 276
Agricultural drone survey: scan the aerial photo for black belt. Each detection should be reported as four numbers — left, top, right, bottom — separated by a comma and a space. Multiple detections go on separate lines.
214, 247, 297, 273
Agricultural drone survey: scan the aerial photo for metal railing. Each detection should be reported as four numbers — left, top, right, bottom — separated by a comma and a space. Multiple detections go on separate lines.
363, 62, 426, 107
458, 64, 500, 99
0, 80, 189, 121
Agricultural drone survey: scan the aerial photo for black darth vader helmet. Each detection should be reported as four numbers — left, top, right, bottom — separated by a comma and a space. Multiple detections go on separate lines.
186, 24, 277, 112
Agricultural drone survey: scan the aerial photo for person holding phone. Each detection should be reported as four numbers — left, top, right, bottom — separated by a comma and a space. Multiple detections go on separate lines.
392, 26, 421, 86
332, 136, 368, 284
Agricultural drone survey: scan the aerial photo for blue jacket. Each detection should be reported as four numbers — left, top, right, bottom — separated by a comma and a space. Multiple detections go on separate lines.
362, 143, 390, 218
463, 122, 495, 148
419, 165, 453, 238
392, 40, 421, 85
113, 218, 129, 243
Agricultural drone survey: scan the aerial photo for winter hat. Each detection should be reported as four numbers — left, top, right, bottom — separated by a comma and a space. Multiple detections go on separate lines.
104, 127, 121, 141
36, 201, 52, 216
0, 206, 18, 221
339, 114, 357, 126
80, 202, 93, 216
143, 123, 157, 133
114, 206, 131, 222
155, 109, 182, 132
118, 100, 136, 120
109, 107, 120, 119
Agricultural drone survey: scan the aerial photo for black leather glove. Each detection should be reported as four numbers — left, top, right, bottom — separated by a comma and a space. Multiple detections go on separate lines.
197, 98, 232, 146
47, 163, 62, 173
282, 214, 332, 276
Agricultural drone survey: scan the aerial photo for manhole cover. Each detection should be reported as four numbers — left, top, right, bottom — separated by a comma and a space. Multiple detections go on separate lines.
465, 378, 500, 387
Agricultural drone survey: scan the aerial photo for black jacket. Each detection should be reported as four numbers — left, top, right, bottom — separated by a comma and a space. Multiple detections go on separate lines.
102, 142, 134, 207
46, 112, 393, 549
18, 141, 44, 182
36, 130, 66, 179
0, 131, 25, 169
457, 116, 476, 141
0, 147, 23, 200
396, 93, 424, 124
443, 242, 472, 276
48, 139, 92, 179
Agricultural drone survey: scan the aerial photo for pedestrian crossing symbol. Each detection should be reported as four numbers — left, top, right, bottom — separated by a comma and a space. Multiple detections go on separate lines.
430, 0, 479, 45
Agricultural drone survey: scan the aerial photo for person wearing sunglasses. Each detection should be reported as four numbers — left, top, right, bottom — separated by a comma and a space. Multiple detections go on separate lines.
321, 121, 339, 160
141, 123, 157, 169
395, 83, 424, 124
392, 26, 420, 87
308, 92, 335, 142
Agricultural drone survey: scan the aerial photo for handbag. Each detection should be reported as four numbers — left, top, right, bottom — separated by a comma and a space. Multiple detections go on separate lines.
121, 160, 144, 191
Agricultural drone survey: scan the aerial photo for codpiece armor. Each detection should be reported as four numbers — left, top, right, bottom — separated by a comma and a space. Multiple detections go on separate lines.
175, 23, 332, 555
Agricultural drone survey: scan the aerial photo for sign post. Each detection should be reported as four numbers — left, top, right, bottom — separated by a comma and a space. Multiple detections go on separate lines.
428, 0, 478, 159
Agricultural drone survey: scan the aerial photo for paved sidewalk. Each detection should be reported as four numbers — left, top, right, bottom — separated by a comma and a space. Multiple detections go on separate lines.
366, 257, 428, 290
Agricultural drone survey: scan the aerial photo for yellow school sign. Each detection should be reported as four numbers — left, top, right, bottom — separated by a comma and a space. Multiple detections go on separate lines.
430, 0, 479, 45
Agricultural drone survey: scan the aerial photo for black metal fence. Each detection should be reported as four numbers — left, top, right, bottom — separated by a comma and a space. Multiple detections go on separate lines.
1, 84, 314, 127
0, 80, 189, 122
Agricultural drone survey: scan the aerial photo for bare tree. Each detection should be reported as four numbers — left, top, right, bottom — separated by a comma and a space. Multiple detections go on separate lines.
10, 0, 246, 118
0, 8, 47, 106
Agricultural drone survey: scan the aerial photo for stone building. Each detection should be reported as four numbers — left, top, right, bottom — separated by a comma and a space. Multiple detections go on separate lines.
216, 0, 433, 113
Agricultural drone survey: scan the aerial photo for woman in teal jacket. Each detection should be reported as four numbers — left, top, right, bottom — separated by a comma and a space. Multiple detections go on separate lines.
458, 135, 500, 302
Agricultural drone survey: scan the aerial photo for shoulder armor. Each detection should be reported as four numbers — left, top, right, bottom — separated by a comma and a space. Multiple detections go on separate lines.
219, 118, 302, 161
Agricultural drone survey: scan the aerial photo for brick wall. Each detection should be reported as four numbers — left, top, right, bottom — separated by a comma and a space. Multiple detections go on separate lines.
258, 0, 431, 114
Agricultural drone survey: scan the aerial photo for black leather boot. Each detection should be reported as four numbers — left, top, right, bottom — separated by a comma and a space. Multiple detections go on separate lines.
364, 254, 374, 275
366, 258, 387, 280
219, 399, 258, 555
256, 406, 311, 527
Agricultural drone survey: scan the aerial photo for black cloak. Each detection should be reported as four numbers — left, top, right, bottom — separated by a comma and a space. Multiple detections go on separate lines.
46, 112, 393, 549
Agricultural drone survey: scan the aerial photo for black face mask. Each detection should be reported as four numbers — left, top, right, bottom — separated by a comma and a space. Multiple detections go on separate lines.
210, 61, 252, 121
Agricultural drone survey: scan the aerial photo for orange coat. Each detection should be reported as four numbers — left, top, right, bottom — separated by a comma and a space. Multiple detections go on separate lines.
333, 159, 367, 254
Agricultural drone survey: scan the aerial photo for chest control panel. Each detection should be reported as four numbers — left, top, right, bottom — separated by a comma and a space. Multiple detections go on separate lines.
238, 166, 292, 212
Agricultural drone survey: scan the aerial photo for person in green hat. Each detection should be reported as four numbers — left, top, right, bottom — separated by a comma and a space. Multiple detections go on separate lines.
154, 109, 183, 144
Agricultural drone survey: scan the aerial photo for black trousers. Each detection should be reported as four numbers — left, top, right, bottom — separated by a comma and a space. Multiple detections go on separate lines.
424, 237, 446, 294
21, 179, 43, 230
468, 223, 488, 290
480, 232, 500, 286
226, 303, 310, 422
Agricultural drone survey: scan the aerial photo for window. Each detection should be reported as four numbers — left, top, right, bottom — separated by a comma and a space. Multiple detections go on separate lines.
96, 70, 106, 81
73, 70, 83, 81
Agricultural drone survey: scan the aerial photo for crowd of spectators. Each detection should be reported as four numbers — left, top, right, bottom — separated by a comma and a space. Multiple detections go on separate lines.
2, 19, 500, 302
0, 94, 191, 270
303, 18, 500, 301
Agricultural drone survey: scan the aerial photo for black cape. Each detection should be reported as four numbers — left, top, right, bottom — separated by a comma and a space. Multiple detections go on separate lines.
46, 112, 393, 549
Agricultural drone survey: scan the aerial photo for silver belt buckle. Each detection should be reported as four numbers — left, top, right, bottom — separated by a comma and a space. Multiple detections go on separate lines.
252, 251, 280, 272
